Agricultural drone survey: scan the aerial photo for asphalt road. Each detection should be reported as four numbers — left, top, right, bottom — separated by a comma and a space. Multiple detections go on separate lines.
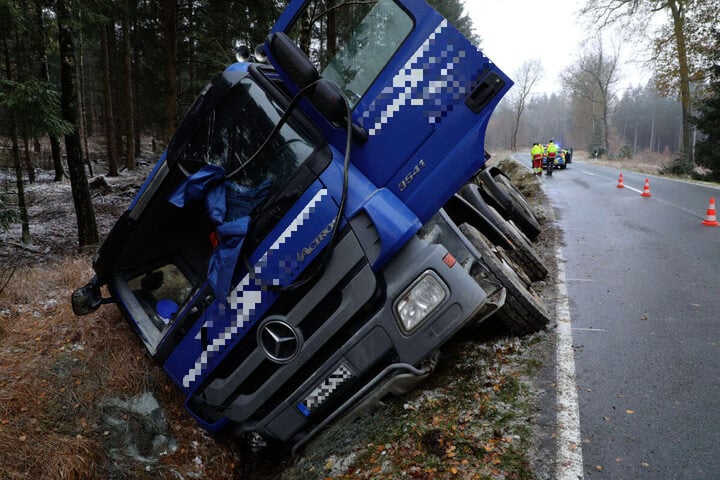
539, 161, 720, 479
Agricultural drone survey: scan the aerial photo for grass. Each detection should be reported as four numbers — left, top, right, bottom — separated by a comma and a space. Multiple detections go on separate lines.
280, 330, 549, 480
0, 258, 240, 479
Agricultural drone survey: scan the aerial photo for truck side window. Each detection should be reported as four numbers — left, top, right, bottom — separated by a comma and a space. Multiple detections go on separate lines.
127, 263, 193, 335
286, 0, 412, 108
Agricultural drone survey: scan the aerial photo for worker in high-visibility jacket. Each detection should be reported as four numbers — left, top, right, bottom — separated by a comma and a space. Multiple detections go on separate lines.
530, 143, 544, 175
546, 140, 559, 171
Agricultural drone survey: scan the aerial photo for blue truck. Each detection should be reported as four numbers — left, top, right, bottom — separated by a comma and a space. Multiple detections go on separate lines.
72, 0, 549, 452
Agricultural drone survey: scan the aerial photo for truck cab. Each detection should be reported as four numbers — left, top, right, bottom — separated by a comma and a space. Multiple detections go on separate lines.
73, 0, 513, 451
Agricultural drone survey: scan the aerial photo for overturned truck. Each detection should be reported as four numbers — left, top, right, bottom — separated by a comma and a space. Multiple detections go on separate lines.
73, 0, 549, 452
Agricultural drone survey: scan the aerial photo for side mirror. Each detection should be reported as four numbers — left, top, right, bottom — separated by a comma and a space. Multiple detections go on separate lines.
267, 32, 320, 90
266, 32, 367, 143
71, 277, 112, 316
310, 79, 346, 125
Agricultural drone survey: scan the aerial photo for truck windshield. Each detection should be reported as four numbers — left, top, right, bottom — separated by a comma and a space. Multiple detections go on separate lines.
287, 0, 412, 107
177, 76, 315, 191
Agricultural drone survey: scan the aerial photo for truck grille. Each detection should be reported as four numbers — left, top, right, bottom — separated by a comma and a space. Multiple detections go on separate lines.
190, 217, 386, 439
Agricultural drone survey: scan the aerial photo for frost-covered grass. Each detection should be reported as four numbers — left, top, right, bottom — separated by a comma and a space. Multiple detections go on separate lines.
282, 331, 551, 480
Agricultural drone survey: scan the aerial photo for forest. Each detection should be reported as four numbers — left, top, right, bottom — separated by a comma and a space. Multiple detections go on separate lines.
0, 0, 719, 249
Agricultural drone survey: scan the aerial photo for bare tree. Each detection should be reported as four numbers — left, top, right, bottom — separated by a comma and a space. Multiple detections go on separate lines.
563, 39, 619, 157
581, 0, 710, 166
509, 59, 543, 152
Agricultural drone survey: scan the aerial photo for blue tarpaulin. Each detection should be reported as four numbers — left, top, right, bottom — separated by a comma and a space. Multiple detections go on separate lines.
169, 165, 270, 301
168, 164, 227, 225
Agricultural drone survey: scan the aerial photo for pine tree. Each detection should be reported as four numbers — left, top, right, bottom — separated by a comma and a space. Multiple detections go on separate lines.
57, 0, 99, 247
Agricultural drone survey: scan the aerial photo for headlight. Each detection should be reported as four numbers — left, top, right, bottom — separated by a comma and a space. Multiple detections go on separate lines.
395, 272, 447, 333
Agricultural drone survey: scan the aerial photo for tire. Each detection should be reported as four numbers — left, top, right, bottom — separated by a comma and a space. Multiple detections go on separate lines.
460, 223, 549, 336
444, 194, 513, 251
460, 184, 548, 282
477, 168, 542, 240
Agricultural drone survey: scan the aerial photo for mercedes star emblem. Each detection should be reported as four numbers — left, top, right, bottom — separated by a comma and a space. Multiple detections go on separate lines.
258, 318, 301, 364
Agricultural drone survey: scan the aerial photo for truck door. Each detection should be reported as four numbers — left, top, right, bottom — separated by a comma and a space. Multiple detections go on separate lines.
267, 0, 512, 225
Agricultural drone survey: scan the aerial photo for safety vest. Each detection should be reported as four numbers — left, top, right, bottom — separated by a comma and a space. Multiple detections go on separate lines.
546, 142, 558, 158
531, 145, 543, 160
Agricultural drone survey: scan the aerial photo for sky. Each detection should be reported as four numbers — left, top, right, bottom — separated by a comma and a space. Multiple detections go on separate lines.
465, 0, 650, 95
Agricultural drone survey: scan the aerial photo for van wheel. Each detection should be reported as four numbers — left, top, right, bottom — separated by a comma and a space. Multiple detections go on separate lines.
477, 168, 541, 240
460, 223, 549, 335
460, 183, 547, 282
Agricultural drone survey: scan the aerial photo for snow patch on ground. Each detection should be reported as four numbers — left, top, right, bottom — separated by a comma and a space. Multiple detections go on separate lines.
1, 159, 155, 267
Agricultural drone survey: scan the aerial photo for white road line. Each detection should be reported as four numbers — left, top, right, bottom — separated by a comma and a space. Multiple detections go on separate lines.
555, 246, 584, 480
579, 165, 709, 219
619, 184, 704, 218
622, 185, 643, 194
581, 169, 643, 194
572, 328, 606, 332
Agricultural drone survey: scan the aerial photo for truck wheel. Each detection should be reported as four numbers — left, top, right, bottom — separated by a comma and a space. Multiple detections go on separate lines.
460, 223, 549, 335
477, 168, 541, 240
460, 184, 548, 282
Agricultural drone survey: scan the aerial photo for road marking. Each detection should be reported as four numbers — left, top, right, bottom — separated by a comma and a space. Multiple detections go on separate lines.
567, 278, 593, 282
578, 164, 709, 219
572, 328, 606, 332
617, 183, 704, 218
555, 246, 584, 480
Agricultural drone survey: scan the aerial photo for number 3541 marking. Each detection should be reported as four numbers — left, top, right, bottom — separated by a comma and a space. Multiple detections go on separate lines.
398, 159, 426, 192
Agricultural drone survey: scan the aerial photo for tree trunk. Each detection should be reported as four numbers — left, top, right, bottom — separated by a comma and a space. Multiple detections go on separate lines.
57, 0, 99, 247
77, 12, 92, 175
187, 0, 194, 91
123, 2, 135, 170
21, 122, 36, 183
132, 7, 141, 156
326, 0, 336, 56
511, 104, 523, 153
3, 35, 31, 244
12, 130, 31, 245
106, 22, 124, 161
162, 0, 178, 144
650, 115, 655, 153
35, 0, 65, 181
602, 95, 610, 157
100, 24, 119, 177
668, 0, 693, 165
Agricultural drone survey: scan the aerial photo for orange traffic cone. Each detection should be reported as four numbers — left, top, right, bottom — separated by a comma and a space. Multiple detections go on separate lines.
701, 198, 720, 226
640, 178, 652, 197
616, 173, 625, 188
